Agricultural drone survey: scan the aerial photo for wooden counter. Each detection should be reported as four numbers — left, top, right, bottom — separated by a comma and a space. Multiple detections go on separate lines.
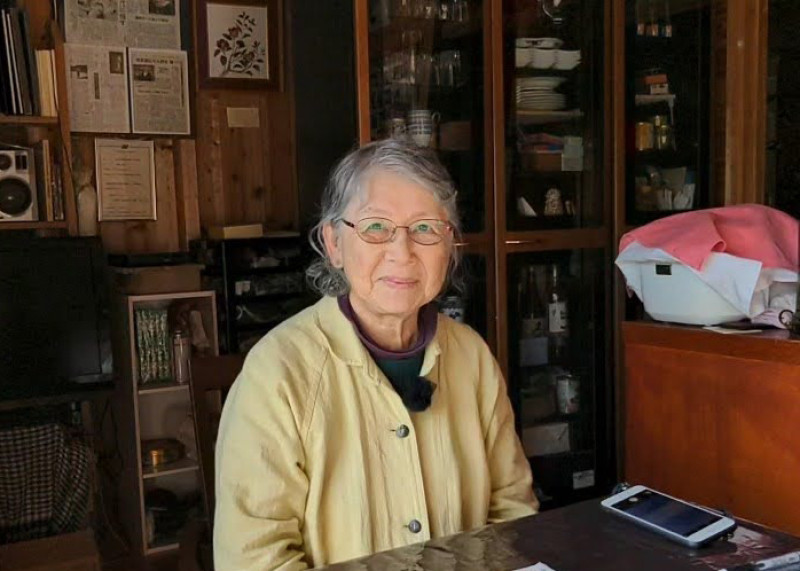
623, 321, 800, 536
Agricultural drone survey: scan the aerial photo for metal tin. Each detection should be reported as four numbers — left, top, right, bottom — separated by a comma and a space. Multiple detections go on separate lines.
635, 122, 654, 151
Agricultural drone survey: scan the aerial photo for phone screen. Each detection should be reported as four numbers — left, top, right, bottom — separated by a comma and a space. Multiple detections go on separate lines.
614, 489, 721, 537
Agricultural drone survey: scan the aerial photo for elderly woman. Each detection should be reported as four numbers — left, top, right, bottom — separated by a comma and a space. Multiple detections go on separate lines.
214, 139, 537, 570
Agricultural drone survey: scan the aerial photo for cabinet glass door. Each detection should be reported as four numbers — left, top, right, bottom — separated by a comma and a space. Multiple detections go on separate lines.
503, 0, 605, 231
507, 249, 608, 507
766, 0, 800, 220
438, 252, 490, 340
366, 0, 487, 233
625, 0, 711, 225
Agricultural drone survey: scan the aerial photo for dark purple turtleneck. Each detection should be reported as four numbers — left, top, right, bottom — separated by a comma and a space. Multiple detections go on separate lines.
337, 295, 438, 411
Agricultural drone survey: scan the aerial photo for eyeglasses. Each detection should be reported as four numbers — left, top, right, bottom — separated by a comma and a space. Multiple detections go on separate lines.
339, 217, 453, 245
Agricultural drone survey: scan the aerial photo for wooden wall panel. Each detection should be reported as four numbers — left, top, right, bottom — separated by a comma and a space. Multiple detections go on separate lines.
173, 139, 202, 249
64, 3, 299, 256
73, 137, 183, 254
194, 89, 298, 233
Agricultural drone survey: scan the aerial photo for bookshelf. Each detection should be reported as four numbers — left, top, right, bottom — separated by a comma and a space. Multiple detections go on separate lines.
111, 291, 219, 557
0, 1, 76, 234
0, 115, 58, 126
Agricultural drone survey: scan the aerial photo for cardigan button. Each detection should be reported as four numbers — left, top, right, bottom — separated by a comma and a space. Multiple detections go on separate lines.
396, 424, 410, 438
408, 519, 422, 534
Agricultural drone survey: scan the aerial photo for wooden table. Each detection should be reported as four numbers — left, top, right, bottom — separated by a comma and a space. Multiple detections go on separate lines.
623, 321, 800, 536
321, 500, 800, 570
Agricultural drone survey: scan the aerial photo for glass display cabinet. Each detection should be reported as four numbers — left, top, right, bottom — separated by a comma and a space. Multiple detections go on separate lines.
624, 0, 712, 225
498, 0, 613, 507
503, 0, 606, 232
360, 0, 489, 235
505, 248, 610, 508
356, 0, 615, 506
356, 0, 495, 346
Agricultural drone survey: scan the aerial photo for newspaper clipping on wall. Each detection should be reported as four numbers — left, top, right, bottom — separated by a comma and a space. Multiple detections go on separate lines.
128, 48, 190, 135
95, 139, 157, 221
65, 0, 181, 49
65, 44, 130, 133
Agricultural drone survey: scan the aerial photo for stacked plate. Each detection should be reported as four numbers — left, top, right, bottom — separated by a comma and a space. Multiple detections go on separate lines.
516, 77, 567, 111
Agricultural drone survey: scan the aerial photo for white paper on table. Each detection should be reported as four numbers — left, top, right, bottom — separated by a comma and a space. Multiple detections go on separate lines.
702, 326, 763, 335
514, 563, 558, 571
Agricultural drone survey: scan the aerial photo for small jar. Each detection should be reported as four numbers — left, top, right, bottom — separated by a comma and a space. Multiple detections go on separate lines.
172, 330, 192, 384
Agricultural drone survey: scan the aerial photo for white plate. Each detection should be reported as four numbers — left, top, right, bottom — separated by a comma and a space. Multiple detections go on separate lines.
517, 87, 562, 94
517, 77, 567, 89
517, 92, 565, 98
517, 94, 565, 101
515, 37, 564, 49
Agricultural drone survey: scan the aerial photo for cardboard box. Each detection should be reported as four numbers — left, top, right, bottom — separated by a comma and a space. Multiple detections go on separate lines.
208, 224, 263, 240
112, 264, 204, 294
520, 151, 562, 172
0, 530, 100, 571
522, 422, 570, 457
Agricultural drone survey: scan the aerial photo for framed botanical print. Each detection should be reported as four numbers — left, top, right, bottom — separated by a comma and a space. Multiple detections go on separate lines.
197, 0, 282, 89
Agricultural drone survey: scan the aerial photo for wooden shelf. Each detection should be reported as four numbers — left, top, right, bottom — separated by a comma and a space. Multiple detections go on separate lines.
138, 381, 189, 396
236, 291, 307, 303
145, 541, 179, 556
142, 456, 199, 479
502, 227, 608, 252
516, 109, 584, 125
0, 382, 113, 412
0, 114, 58, 126
0, 220, 68, 231
634, 94, 676, 106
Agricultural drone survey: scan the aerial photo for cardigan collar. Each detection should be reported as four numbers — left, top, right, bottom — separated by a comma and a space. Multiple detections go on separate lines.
314, 295, 442, 380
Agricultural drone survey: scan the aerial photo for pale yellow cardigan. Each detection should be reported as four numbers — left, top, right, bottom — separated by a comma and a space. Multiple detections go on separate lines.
214, 295, 537, 570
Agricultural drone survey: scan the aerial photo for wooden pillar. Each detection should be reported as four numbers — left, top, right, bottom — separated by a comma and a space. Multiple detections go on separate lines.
720, 0, 769, 205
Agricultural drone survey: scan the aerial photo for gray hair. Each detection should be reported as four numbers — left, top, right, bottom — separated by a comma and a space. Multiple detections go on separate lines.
306, 139, 462, 297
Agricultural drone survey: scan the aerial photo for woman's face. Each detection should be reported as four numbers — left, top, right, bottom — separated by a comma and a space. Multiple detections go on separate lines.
323, 170, 452, 322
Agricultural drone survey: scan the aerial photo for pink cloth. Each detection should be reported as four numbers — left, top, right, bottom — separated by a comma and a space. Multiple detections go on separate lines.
619, 204, 799, 271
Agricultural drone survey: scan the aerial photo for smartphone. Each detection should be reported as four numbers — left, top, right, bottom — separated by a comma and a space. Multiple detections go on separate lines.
601, 485, 737, 548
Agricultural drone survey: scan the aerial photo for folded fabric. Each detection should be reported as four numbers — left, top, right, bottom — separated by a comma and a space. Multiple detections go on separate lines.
618, 204, 799, 272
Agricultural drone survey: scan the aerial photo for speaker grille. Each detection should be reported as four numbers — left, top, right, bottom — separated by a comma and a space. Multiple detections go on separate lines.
0, 178, 33, 216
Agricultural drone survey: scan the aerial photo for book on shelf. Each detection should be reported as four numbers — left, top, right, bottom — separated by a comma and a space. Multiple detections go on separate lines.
0, 4, 56, 118
32, 139, 63, 221
35, 49, 57, 117
1, 9, 22, 115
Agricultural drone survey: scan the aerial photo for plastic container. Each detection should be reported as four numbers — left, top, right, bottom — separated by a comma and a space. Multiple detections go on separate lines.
638, 261, 746, 325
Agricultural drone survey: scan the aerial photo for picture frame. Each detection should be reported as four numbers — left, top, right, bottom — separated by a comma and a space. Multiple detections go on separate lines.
95, 139, 157, 221
197, 0, 282, 90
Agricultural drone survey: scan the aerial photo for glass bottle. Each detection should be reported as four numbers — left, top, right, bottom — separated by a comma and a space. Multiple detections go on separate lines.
172, 329, 192, 384
519, 265, 549, 367
547, 264, 569, 364
662, 0, 673, 38
647, 0, 660, 37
